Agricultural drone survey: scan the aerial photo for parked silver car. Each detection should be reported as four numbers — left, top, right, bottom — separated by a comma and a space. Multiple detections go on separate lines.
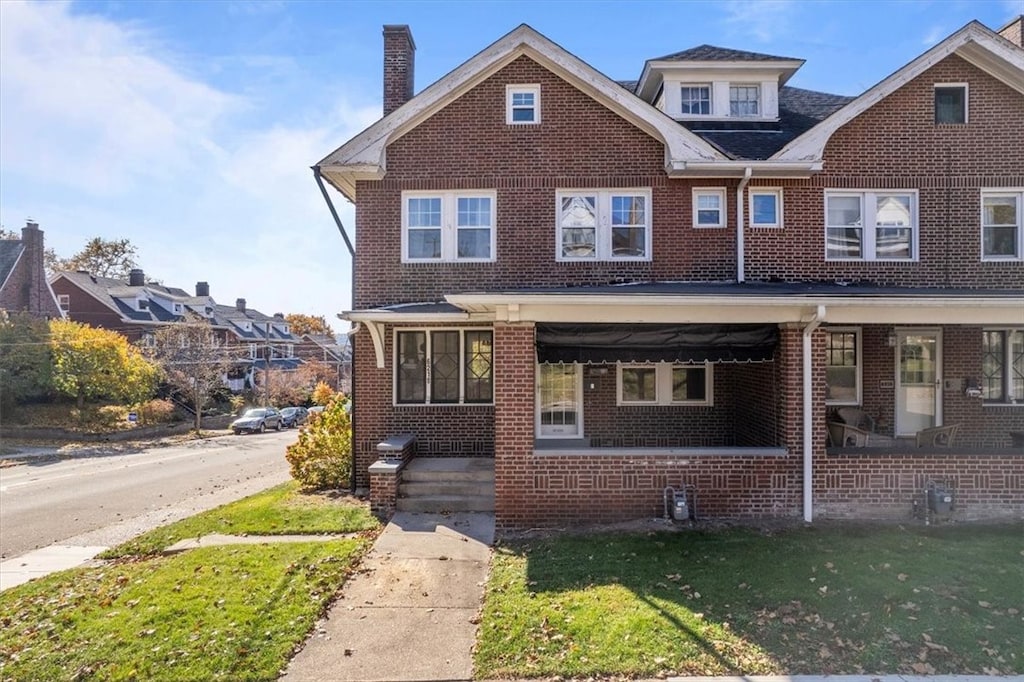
231, 408, 282, 434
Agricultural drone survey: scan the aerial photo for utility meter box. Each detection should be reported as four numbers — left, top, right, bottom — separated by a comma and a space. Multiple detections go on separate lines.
671, 490, 689, 521
926, 482, 954, 514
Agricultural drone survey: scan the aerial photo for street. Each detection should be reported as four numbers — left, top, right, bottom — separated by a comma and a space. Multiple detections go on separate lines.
0, 431, 295, 560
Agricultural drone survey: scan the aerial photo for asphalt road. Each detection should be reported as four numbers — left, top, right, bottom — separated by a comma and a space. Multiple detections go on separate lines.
0, 430, 296, 559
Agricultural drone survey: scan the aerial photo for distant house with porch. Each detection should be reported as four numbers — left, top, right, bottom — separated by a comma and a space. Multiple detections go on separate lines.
315, 19, 1024, 528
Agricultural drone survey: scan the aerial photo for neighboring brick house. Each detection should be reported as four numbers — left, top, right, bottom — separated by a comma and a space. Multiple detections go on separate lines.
294, 333, 351, 392
49, 271, 302, 391
316, 20, 1024, 529
0, 221, 63, 319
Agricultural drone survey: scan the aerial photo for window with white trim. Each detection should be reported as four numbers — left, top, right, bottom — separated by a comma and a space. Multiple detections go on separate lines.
395, 329, 493, 404
934, 84, 967, 124
402, 191, 496, 263
730, 84, 760, 117
507, 85, 540, 124
557, 189, 651, 261
750, 189, 782, 228
136, 298, 149, 311
982, 329, 1024, 404
825, 191, 917, 260
693, 189, 726, 228
825, 329, 861, 405
680, 85, 711, 115
981, 190, 1023, 261
58, 294, 70, 312
617, 362, 712, 405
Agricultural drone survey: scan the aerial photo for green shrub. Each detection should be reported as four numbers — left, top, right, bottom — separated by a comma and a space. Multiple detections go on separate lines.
285, 395, 352, 490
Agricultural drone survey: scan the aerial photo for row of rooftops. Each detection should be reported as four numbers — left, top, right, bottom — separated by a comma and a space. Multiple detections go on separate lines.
54, 269, 299, 342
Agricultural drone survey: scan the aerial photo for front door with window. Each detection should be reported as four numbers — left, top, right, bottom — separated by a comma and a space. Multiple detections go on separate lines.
537, 364, 582, 438
895, 330, 942, 436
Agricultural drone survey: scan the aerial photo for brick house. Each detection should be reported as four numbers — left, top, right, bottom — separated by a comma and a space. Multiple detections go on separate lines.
50, 272, 302, 391
0, 220, 63, 319
315, 20, 1024, 529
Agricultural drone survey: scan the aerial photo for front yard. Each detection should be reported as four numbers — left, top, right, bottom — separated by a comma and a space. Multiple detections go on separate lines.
476, 522, 1023, 678
0, 482, 380, 682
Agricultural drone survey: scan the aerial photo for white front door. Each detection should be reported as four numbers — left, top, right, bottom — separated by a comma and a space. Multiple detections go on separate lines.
537, 363, 583, 438
895, 330, 942, 436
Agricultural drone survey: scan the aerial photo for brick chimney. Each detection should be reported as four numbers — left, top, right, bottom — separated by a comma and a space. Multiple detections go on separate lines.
13, 220, 60, 317
196, 281, 210, 297
383, 25, 415, 116
236, 298, 246, 313
128, 269, 145, 286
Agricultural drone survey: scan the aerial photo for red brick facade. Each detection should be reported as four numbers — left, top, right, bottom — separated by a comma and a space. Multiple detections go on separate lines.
0, 222, 62, 319
333, 24, 1024, 528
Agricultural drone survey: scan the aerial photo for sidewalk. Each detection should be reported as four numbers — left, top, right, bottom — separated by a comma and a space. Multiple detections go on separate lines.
280, 511, 494, 682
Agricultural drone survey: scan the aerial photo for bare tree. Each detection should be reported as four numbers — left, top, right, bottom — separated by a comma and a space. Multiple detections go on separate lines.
149, 315, 233, 432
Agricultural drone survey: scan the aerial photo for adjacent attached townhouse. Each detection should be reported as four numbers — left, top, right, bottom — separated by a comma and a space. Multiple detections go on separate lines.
50, 272, 302, 391
315, 19, 1024, 529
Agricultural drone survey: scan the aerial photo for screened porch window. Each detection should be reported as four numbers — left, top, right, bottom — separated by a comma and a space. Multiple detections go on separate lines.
982, 329, 1024, 404
618, 362, 711, 405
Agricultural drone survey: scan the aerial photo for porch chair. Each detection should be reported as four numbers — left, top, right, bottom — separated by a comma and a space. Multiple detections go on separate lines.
836, 407, 876, 432
915, 423, 960, 448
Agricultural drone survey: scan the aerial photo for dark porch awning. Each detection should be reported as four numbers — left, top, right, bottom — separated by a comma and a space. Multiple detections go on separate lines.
535, 323, 778, 364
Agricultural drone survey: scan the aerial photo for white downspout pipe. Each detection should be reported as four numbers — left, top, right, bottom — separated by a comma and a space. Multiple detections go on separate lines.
736, 167, 752, 283
802, 305, 825, 523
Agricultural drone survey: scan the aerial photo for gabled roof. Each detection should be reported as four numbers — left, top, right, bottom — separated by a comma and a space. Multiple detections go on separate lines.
0, 240, 24, 292
316, 24, 727, 200
775, 20, 1024, 162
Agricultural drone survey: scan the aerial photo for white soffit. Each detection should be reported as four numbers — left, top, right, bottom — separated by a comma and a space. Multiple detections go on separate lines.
316, 24, 726, 200
774, 22, 1024, 163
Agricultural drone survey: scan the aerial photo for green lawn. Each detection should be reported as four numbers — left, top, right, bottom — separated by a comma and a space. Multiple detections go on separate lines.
1, 482, 381, 682
101, 481, 379, 558
476, 523, 1024, 678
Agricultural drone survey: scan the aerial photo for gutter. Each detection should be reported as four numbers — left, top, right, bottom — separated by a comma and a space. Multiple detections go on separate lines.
801, 305, 825, 523
313, 165, 358, 493
736, 167, 752, 283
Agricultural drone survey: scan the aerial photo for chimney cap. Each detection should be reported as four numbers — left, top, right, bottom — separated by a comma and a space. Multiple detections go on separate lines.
383, 24, 416, 49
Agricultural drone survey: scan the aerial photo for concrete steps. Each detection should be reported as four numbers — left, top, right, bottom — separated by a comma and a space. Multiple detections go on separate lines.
397, 458, 495, 512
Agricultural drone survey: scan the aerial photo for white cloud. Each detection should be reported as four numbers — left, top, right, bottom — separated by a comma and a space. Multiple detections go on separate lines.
0, 1, 238, 195
722, 0, 796, 43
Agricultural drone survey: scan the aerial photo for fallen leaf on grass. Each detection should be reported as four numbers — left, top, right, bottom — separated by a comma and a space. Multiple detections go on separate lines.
897, 573, 908, 582
978, 601, 992, 608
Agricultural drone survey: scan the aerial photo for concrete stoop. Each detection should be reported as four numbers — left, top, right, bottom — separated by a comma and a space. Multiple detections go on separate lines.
397, 457, 495, 513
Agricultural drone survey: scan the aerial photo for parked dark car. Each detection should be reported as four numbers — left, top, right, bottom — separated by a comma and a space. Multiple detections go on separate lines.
279, 406, 308, 428
230, 407, 282, 435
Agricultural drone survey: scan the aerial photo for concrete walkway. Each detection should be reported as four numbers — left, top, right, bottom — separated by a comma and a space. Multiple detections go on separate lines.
280, 511, 494, 682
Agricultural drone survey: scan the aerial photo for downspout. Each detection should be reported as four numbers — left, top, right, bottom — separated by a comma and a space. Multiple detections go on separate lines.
312, 166, 358, 492
736, 167, 752, 283
802, 305, 825, 523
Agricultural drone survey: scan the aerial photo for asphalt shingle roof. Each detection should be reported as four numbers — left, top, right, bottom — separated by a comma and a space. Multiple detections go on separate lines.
650, 44, 801, 63
0, 240, 24, 287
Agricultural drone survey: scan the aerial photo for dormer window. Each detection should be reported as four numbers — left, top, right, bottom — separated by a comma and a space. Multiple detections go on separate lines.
730, 85, 760, 117
935, 83, 967, 124
506, 85, 539, 124
680, 85, 710, 115
137, 299, 149, 311
242, 321, 252, 332
173, 303, 183, 314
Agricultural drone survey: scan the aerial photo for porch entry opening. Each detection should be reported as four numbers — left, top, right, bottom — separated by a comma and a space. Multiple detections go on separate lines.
896, 330, 941, 437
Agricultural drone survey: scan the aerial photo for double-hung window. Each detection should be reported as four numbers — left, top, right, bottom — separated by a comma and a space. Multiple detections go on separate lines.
982, 329, 1024, 404
403, 191, 495, 263
981, 190, 1023, 261
617, 362, 712, 405
396, 329, 493, 404
680, 85, 711, 115
693, 189, 726, 228
557, 189, 651, 261
826, 191, 916, 260
730, 85, 759, 117
825, 329, 860, 405
507, 84, 540, 124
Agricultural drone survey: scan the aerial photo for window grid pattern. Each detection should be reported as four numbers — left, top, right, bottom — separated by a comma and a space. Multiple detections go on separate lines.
826, 191, 915, 260
557, 190, 650, 261
396, 329, 494, 405
826, 331, 859, 404
730, 85, 759, 116
983, 330, 1024, 403
403, 193, 494, 262
680, 85, 711, 115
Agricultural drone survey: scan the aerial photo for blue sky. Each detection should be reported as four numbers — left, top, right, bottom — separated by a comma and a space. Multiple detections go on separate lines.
1, 0, 1020, 327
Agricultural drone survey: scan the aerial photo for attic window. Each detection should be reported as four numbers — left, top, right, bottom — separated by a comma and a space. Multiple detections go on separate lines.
137, 299, 149, 311
173, 303, 183, 313
58, 294, 70, 312
680, 85, 711, 115
730, 85, 760, 117
507, 85, 540, 124
935, 84, 967, 124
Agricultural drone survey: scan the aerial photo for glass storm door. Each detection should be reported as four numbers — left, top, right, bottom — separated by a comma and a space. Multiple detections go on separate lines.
896, 330, 941, 436
537, 363, 582, 438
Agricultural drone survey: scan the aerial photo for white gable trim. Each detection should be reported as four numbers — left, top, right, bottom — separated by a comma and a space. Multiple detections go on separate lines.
317, 24, 726, 200
775, 22, 1024, 163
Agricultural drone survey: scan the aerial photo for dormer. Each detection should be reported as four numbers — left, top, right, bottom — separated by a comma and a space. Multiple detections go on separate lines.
635, 45, 804, 123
